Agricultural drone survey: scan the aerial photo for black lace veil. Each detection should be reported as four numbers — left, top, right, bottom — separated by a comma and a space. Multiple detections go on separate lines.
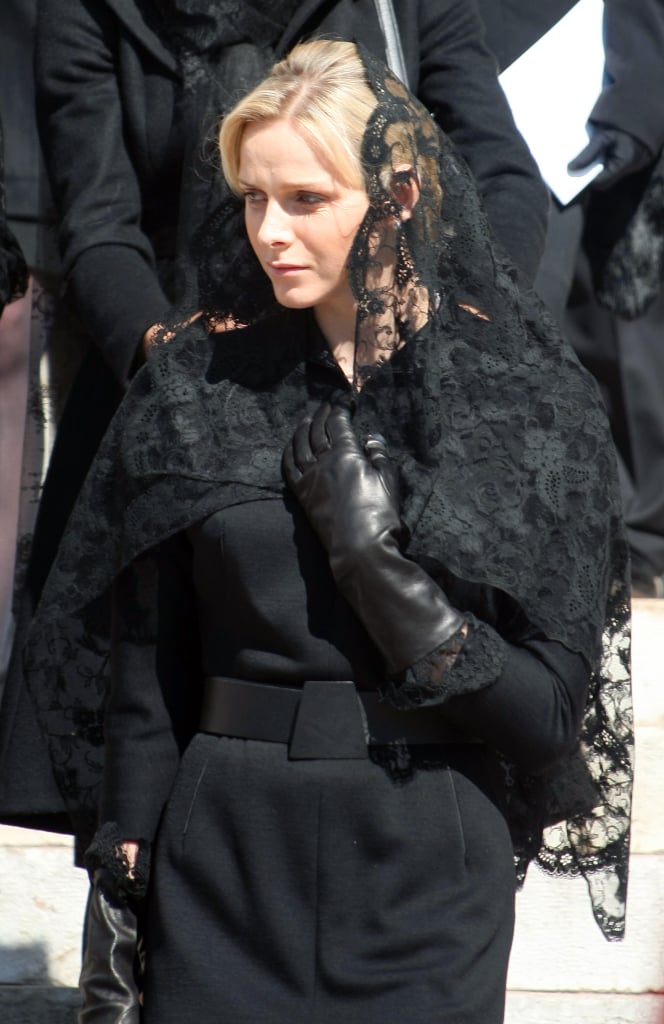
24, 44, 632, 940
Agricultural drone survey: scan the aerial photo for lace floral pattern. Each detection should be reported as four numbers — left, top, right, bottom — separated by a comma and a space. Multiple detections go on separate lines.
85, 821, 151, 904
24, 45, 632, 939
382, 616, 507, 708
535, 612, 633, 940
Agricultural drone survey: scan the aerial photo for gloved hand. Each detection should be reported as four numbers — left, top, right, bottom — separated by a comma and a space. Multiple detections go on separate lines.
568, 124, 653, 190
283, 402, 465, 673
78, 868, 141, 1023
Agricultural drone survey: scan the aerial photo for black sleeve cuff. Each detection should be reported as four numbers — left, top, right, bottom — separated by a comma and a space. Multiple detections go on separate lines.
381, 614, 508, 709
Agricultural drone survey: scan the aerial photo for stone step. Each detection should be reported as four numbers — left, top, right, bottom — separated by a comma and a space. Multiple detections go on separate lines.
506, 991, 664, 1024
0, 986, 78, 1024
507, 853, 664, 994
0, 829, 88, 988
0, 986, 662, 1024
631, 598, 664, 727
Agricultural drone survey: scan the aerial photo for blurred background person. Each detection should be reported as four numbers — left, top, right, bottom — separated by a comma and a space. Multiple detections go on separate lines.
477, 0, 664, 598
0, 0, 74, 833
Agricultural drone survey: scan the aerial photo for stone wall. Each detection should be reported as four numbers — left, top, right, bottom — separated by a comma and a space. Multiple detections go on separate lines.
1, 599, 662, 1022
0, 826, 87, 1021
505, 599, 664, 1023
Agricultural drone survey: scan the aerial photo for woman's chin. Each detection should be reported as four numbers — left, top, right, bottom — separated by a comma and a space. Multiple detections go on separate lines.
271, 288, 312, 310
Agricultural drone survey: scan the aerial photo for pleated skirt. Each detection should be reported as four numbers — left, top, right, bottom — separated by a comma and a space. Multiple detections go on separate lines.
141, 733, 516, 1024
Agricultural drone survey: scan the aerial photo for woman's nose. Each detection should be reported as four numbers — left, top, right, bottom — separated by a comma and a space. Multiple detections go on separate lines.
257, 200, 292, 247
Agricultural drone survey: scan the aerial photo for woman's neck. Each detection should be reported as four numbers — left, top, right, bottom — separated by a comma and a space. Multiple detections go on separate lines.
314, 305, 357, 384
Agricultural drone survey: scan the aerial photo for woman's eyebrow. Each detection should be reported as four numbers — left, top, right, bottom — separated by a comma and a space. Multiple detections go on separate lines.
238, 177, 332, 190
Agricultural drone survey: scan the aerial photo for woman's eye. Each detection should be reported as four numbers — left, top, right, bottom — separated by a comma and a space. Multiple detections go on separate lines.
243, 191, 264, 205
297, 192, 324, 206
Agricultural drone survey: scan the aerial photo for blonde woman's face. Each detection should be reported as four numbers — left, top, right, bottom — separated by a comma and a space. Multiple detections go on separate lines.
239, 119, 369, 328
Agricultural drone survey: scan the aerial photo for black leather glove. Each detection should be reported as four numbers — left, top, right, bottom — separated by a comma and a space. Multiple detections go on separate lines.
283, 402, 465, 674
78, 868, 141, 1024
568, 124, 653, 190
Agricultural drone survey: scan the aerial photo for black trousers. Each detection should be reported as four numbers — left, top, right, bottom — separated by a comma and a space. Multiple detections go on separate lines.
142, 733, 515, 1024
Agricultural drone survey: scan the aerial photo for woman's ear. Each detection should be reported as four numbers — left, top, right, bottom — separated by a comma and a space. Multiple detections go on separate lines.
390, 165, 420, 222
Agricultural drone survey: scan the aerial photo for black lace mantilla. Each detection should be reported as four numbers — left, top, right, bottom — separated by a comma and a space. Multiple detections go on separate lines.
24, 45, 632, 940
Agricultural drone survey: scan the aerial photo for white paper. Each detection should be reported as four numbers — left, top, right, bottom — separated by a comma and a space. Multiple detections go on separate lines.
498, 0, 606, 205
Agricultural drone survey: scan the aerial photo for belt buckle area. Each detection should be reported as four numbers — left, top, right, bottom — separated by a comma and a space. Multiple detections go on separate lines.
288, 680, 369, 760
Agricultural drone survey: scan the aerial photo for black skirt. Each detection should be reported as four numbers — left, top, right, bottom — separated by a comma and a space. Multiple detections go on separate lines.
141, 733, 515, 1024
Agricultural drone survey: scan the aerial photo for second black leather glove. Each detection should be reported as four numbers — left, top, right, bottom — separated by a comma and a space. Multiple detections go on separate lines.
568, 124, 653, 190
283, 402, 465, 674
78, 868, 141, 1024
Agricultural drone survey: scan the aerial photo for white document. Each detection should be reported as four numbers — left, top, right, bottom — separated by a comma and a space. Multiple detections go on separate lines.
498, 0, 606, 205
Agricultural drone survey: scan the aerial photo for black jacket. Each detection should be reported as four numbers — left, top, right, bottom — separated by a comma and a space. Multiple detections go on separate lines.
99, 312, 589, 843
0, 0, 57, 266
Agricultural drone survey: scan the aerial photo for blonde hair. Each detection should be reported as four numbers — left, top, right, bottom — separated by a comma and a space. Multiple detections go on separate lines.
219, 40, 377, 192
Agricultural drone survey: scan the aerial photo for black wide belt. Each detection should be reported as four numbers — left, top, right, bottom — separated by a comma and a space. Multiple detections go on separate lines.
200, 676, 477, 760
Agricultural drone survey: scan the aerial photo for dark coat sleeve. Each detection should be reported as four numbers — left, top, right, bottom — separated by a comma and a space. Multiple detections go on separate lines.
389, 578, 590, 776
402, 0, 549, 283
101, 534, 203, 840
34, 0, 178, 383
441, 633, 589, 775
589, 0, 664, 154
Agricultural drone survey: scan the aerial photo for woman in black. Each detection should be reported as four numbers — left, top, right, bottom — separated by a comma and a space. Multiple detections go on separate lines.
26, 40, 632, 1024
0, 0, 549, 834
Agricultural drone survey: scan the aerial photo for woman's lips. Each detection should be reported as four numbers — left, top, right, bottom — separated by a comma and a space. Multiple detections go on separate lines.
267, 262, 306, 275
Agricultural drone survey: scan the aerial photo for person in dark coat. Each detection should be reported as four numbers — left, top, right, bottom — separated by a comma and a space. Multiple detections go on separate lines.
0, 0, 72, 834
0, 0, 38, 681
564, 0, 664, 597
477, 0, 664, 596
0, 0, 549, 831
26, 38, 631, 1024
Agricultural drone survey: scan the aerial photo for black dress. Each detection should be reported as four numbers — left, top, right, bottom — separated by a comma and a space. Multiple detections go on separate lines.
139, 499, 517, 1024
86, 311, 597, 1022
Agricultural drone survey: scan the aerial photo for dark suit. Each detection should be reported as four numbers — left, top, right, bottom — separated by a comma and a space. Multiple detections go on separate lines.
477, 0, 664, 585
477, 0, 664, 154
